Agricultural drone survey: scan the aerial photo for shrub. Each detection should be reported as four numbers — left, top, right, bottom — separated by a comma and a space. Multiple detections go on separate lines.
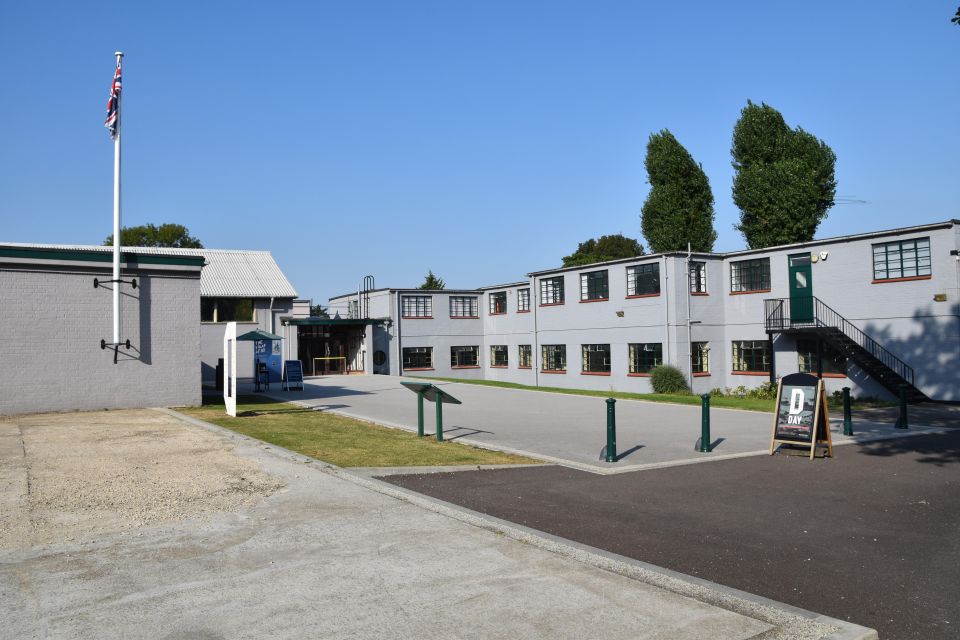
649, 365, 689, 394
749, 381, 778, 400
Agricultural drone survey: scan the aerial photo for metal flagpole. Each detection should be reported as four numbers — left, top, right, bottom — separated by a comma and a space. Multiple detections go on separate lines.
112, 51, 123, 346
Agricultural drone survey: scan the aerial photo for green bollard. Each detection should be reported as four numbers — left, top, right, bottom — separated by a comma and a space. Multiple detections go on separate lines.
896, 384, 908, 429
699, 394, 711, 452
842, 387, 853, 436
605, 398, 617, 462
417, 391, 425, 437
436, 395, 444, 442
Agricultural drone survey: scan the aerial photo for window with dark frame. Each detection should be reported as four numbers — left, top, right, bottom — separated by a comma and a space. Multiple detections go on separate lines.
517, 288, 530, 312
580, 270, 609, 301
689, 261, 707, 293
518, 344, 532, 368
401, 295, 432, 318
872, 237, 931, 280
201, 297, 255, 323
692, 342, 709, 374
797, 339, 847, 375
628, 343, 662, 374
540, 277, 565, 305
450, 345, 479, 367
626, 263, 660, 296
402, 346, 433, 369
449, 296, 478, 318
730, 258, 770, 293
731, 340, 771, 372
489, 291, 507, 314
490, 345, 508, 367
541, 344, 566, 371
581, 344, 611, 373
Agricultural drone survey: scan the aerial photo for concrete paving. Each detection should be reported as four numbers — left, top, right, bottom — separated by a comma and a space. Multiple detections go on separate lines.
262, 375, 947, 473
0, 409, 873, 640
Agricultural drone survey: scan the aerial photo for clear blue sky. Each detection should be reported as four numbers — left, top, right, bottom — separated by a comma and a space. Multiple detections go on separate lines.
2, 1, 958, 306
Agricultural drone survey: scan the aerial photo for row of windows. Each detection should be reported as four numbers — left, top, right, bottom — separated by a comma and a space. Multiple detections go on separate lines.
399, 237, 933, 319
201, 298, 256, 323
401, 340, 846, 375
403, 290, 532, 319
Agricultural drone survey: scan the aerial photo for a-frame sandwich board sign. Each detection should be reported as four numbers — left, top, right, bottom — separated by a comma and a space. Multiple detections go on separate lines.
770, 373, 834, 460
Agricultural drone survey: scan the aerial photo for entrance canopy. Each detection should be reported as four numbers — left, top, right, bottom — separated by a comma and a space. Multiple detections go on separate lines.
285, 318, 385, 327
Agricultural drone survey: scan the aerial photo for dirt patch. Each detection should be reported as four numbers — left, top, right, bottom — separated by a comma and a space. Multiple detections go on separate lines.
0, 409, 284, 550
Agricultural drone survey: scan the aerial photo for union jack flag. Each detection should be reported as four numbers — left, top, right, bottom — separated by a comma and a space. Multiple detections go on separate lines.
104, 57, 122, 139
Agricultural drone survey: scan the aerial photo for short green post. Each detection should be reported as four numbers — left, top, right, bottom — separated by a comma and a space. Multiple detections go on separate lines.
699, 394, 711, 452
605, 398, 617, 462
896, 384, 908, 429
417, 391, 425, 437
436, 395, 444, 442
842, 387, 853, 436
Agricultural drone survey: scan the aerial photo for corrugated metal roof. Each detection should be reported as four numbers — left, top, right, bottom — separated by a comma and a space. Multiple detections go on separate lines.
0, 243, 298, 298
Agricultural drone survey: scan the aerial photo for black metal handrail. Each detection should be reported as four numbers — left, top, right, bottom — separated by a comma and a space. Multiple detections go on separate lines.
764, 297, 914, 385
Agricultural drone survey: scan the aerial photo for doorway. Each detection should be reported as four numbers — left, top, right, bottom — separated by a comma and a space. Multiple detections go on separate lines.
788, 253, 813, 324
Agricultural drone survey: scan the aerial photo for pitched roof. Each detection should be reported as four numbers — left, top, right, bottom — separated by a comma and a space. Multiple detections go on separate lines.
0, 243, 298, 298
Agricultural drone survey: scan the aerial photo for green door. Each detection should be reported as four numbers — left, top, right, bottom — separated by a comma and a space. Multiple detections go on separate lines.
788, 254, 813, 324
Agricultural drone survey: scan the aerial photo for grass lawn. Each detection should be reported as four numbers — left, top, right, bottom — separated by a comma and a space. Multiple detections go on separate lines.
177, 395, 540, 468
412, 376, 779, 412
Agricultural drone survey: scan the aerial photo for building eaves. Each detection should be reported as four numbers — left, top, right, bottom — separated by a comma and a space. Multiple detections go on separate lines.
1, 243, 297, 298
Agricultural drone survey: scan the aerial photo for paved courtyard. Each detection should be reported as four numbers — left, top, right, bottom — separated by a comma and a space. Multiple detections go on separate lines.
0, 408, 870, 639
265, 375, 946, 472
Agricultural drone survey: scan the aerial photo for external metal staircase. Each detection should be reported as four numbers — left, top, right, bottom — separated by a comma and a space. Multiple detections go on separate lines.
764, 297, 928, 403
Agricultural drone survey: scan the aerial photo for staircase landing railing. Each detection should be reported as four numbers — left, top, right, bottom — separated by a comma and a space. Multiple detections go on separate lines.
764, 297, 915, 386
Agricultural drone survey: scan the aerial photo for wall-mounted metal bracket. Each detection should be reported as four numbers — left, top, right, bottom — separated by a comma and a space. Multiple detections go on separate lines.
101, 338, 132, 364
94, 277, 137, 289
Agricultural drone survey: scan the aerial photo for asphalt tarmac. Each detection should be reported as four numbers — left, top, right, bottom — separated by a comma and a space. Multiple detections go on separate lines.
383, 430, 960, 640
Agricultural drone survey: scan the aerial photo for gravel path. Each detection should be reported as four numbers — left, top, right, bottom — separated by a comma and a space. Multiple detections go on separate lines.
0, 409, 283, 549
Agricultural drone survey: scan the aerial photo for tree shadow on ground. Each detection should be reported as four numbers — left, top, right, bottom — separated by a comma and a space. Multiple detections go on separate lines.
857, 431, 960, 466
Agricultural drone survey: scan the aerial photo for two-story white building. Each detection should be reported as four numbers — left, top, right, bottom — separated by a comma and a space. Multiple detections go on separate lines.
327, 220, 960, 402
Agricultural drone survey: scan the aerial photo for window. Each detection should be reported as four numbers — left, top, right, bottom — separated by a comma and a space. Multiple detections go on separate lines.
541, 344, 566, 372
402, 347, 433, 370
628, 343, 662, 374
797, 339, 847, 375
201, 297, 255, 323
401, 295, 432, 318
626, 263, 660, 297
580, 270, 609, 301
731, 340, 771, 372
490, 345, 508, 367
450, 345, 479, 368
540, 277, 564, 305
449, 296, 478, 318
692, 342, 710, 374
730, 258, 770, 293
489, 291, 507, 315
873, 237, 931, 281
518, 345, 532, 368
517, 288, 530, 312
689, 261, 707, 293
582, 344, 611, 373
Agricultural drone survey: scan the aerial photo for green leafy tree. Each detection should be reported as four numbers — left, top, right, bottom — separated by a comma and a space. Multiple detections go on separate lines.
953, 6, 960, 25
104, 223, 203, 248
309, 304, 329, 318
731, 101, 836, 249
640, 129, 717, 253
561, 234, 644, 267
419, 270, 446, 290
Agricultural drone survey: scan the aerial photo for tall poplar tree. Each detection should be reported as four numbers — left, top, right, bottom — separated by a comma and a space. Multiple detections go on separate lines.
731, 102, 836, 249
641, 130, 716, 253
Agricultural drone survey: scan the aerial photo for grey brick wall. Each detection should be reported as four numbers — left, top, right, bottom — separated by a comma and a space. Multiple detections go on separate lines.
0, 265, 201, 415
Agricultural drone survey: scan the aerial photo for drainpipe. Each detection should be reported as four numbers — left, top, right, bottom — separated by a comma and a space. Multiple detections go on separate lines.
663, 255, 671, 366
685, 244, 693, 389
395, 292, 403, 377
268, 297, 275, 334
532, 277, 540, 388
